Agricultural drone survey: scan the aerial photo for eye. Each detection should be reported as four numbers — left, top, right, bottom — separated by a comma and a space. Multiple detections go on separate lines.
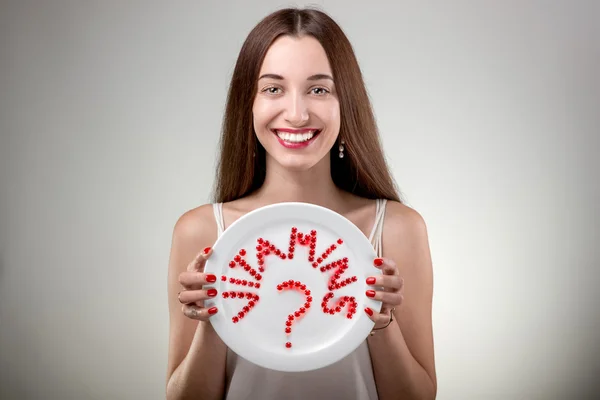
263, 87, 281, 95
311, 87, 330, 95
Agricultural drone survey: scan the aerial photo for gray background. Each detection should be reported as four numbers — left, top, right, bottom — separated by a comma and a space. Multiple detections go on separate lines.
1, 0, 599, 399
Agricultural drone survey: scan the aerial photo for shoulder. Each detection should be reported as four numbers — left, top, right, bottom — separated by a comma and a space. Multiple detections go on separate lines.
171, 203, 219, 247
383, 200, 428, 240
381, 200, 431, 266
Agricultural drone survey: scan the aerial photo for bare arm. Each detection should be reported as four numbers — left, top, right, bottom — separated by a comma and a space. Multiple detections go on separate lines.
368, 202, 437, 400
166, 206, 228, 400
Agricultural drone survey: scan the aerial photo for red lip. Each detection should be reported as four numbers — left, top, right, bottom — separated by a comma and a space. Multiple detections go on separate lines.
272, 129, 321, 149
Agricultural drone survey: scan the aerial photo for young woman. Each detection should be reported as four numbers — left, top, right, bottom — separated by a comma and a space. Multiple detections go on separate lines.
166, 7, 436, 400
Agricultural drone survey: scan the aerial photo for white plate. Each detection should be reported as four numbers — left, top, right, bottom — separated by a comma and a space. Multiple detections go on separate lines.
203, 202, 382, 372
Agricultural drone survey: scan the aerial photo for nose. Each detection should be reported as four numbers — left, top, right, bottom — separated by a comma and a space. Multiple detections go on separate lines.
284, 91, 309, 126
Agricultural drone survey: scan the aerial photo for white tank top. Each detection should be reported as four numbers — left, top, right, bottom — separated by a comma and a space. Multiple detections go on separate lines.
212, 199, 388, 400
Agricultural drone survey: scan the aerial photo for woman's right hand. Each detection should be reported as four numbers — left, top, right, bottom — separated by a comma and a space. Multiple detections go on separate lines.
177, 246, 219, 321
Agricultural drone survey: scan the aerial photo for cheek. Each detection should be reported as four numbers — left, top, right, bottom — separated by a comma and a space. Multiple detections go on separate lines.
321, 102, 340, 129
253, 99, 278, 131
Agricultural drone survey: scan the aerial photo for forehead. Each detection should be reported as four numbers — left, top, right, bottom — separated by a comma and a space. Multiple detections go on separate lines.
259, 35, 332, 77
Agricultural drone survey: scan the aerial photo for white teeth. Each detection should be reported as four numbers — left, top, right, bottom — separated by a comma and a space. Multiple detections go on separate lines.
276, 130, 318, 143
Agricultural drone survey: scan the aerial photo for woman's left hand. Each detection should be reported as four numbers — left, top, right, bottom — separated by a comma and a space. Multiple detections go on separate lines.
364, 257, 404, 329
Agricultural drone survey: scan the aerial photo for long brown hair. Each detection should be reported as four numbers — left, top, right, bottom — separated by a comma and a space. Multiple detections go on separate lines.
213, 7, 402, 204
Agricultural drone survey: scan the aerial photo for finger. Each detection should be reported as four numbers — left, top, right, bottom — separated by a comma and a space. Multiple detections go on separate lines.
379, 304, 392, 316
366, 275, 404, 291
364, 307, 391, 325
178, 271, 217, 289
178, 288, 219, 304
365, 289, 404, 307
187, 247, 213, 272
373, 258, 398, 275
181, 304, 218, 321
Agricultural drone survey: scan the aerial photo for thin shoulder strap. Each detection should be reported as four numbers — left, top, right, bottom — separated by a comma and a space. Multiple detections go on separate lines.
212, 203, 225, 237
368, 199, 387, 257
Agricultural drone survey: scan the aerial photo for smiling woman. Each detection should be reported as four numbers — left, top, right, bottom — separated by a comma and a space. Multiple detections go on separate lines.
253, 35, 340, 170
166, 6, 437, 400
214, 8, 400, 204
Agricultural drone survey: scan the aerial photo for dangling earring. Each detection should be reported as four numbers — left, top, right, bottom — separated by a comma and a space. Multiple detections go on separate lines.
338, 139, 345, 159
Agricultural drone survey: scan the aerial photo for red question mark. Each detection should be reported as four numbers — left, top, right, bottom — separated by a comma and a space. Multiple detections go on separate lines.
277, 279, 313, 348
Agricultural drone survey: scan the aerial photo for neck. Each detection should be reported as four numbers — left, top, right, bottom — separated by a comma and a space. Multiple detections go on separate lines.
252, 155, 346, 209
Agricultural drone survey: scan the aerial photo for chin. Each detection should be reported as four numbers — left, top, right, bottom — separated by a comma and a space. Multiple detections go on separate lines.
278, 157, 319, 171
269, 152, 323, 172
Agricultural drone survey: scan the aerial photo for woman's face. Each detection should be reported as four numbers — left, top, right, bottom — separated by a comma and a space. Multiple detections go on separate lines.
253, 35, 340, 171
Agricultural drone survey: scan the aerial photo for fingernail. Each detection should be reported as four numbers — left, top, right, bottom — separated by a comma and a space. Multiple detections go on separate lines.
203, 247, 212, 254
366, 277, 376, 285
206, 274, 217, 283
208, 307, 218, 315
366, 290, 376, 298
374, 258, 384, 267
207, 288, 218, 297
365, 307, 373, 316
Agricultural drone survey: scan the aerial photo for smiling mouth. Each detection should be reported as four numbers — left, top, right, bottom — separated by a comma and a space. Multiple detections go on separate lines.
271, 129, 322, 143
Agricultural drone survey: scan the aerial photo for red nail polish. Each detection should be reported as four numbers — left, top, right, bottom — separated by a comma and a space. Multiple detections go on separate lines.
203, 247, 211, 254
207, 289, 217, 297
206, 274, 217, 283
366, 290, 376, 298
365, 307, 373, 316
374, 258, 384, 267
366, 277, 376, 285
208, 307, 218, 315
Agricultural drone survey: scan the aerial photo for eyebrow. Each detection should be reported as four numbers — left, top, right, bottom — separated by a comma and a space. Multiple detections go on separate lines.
258, 73, 334, 81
